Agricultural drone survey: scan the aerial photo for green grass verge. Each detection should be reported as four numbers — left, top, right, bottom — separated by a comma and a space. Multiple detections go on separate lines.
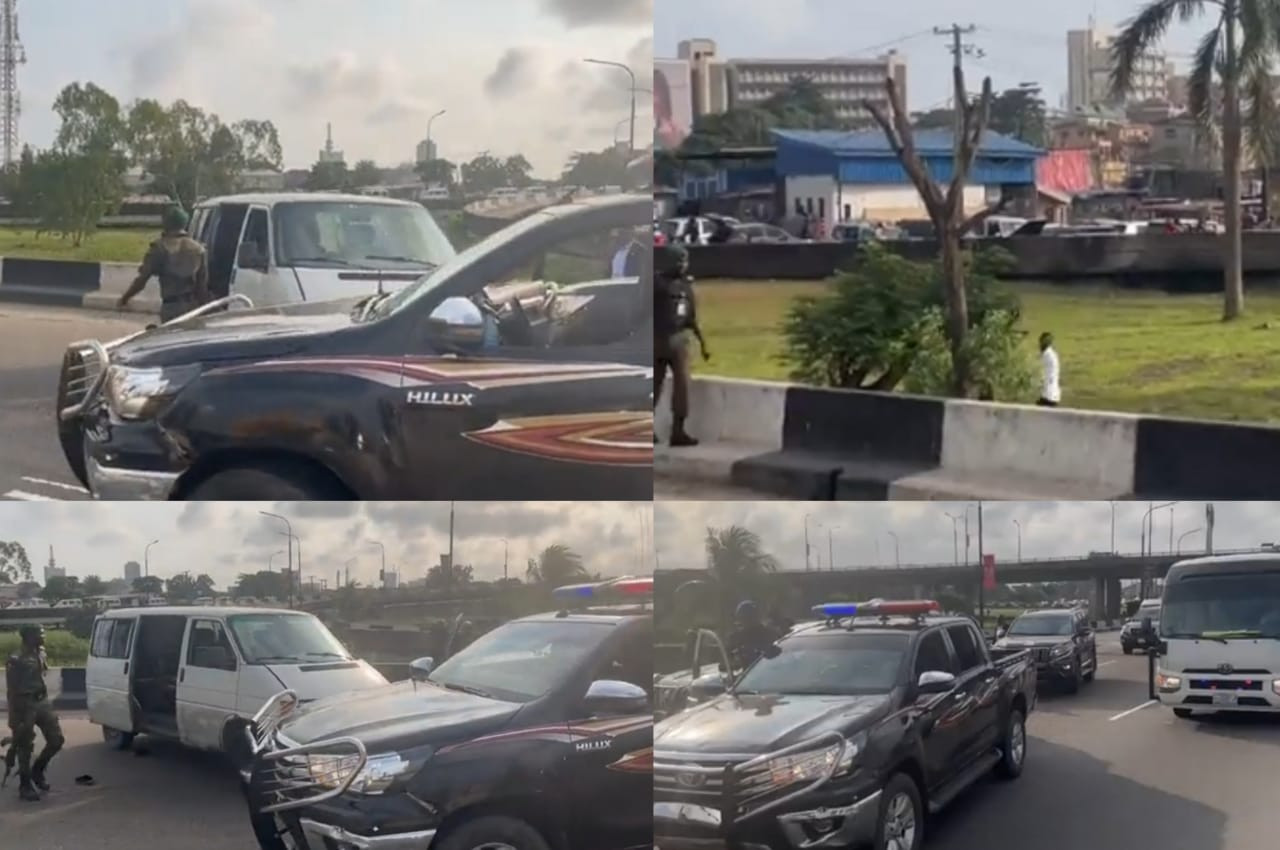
0, 630, 90, 667
0, 227, 155, 263
694, 279, 1280, 423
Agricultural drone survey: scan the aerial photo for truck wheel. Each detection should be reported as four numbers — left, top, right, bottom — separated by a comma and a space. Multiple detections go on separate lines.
437, 815, 551, 850
874, 774, 923, 850
1083, 650, 1097, 682
1065, 659, 1082, 694
1122, 646, 1132, 655
186, 462, 350, 500
995, 707, 1026, 779
1173, 708, 1194, 719
102, 727, 135, 751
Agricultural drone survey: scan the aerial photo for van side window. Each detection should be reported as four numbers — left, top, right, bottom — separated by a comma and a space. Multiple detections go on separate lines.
240, 208, 270, 264
187, 620, 237, 671
108, 619, 135, 659
91, 619, 115, 657
946, 625, 983, 672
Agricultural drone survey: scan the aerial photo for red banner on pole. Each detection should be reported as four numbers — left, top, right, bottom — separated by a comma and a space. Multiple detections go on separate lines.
982, 554, 997, 590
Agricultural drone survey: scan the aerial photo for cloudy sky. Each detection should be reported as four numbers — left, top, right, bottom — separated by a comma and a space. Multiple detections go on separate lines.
656, 0, 1209, 112
655, 502, 1280, 572
0, 501, 653, 589
18, 0, 653, 174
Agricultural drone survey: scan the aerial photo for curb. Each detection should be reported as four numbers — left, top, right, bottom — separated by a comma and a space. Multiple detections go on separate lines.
657, 375, 1280, 500
0, 257, 162, 315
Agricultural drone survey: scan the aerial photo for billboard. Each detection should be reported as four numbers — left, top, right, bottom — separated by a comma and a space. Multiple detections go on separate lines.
654, 59, 693, 150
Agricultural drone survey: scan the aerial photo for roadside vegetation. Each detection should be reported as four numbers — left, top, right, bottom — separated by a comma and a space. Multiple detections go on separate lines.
0, 629, 90, 667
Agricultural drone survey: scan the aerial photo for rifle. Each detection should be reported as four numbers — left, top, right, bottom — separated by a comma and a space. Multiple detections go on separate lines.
1, 736, 13, 788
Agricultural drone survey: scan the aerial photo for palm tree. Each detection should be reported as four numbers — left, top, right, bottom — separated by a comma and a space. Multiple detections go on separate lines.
1111, 0, 1280, 320
704, 526, 780, 585
526, 544, 589, 586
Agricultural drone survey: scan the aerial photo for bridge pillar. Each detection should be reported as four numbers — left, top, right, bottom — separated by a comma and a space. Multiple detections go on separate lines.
1106, 577, 1122, 623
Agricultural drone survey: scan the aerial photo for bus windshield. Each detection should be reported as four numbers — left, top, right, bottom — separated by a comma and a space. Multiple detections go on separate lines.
1161, 570, 1280, 639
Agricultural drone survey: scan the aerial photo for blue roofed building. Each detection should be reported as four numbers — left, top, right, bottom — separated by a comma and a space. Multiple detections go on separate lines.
771, 128, 1044, 226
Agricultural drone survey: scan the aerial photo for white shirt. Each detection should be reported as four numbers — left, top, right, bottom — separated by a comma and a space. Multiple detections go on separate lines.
1040, 346, 1061, 402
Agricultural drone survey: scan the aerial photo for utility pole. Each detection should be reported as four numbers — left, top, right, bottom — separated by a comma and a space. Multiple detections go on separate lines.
933, 23, 981, 147
977, 501, 986, 622
448, 501, 455, 570
804, 515, 812, 572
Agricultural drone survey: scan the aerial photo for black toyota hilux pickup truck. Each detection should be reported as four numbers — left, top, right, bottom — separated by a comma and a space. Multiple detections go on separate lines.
653, 600, 1035, 850
55, 193, 652, 500
243, 585, 653, 850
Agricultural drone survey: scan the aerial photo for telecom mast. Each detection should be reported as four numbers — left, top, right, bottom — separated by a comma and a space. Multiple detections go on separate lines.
0, 0, 25, 168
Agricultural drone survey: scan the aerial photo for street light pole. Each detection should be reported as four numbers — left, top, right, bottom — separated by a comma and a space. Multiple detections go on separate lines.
144, 539, 159, 578
1177, 527, 1202, 554
1109, 501, 1116, 553
828, 527, 839, 572
944, 513, 960, 565
1013, 519, 1022, 563
977, 502, 986, 622
260, 511, 293, 606
503, 538, 509, 582
370, 540, 386, 587
887, 531, 900, 567
584, 58, 636, 152
425, 108, 446, 164
804, 514, 813, 572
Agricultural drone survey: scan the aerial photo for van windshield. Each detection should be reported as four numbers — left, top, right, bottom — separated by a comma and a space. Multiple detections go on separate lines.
273, 201, 455, 271
1162, 570, 1280, 638
227, 613, 352, 663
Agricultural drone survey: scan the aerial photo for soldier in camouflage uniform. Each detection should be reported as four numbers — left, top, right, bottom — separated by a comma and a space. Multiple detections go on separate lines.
5, 625, 64, 801
118, 205, 211, 322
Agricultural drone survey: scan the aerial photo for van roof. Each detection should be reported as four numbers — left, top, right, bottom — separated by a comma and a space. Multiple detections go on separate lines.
195, 193, 418, 208
1166, 553, 1280, 580
101, 605, 306, 617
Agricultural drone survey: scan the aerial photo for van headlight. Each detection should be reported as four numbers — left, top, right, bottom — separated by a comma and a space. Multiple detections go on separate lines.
1156, 672, 1182, 692
104, 364, 201, 420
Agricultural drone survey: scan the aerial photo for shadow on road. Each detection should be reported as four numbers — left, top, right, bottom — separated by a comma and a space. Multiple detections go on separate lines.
1032, 674, 1149, 716
1176, 711, 1280, 746
927, 738, 1227, 850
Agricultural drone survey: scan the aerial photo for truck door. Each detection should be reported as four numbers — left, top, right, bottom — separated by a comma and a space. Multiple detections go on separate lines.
911, 628, 966, 792
176, 618, 241, 751
944, 623, 1001, 760
87, 615, 137, 734
566, 625, 654, 850
231, 205, 290, 305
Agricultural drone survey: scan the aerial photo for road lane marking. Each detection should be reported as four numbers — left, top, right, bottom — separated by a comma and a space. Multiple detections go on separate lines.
1098, 660, 1117, 667
21, 476, 87, 493
1109, 699, 1158, 721
3, 490, 60, 501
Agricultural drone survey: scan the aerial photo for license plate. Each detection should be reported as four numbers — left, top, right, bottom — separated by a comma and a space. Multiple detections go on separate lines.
1211, 692, 1238, 707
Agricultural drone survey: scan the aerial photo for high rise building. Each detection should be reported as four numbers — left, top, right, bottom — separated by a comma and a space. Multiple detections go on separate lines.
415, 138, 438, 164
43, 545, 64, 584
1067, 19, 1167, 113
124, 560, 141, 583
318, 122, 345, 164
725, 52, 907, 125
677, 38, 731, 118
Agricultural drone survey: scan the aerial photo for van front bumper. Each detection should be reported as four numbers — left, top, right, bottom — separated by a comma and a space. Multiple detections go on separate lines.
1156, 671, 1280, 712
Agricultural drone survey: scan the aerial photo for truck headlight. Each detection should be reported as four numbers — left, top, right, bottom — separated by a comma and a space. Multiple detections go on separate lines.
104, 364, 201, 420
1156, 672, 1182, 692
765, 734, 863, 788
1050, 643, 1073, 658
307, 752, 417, 795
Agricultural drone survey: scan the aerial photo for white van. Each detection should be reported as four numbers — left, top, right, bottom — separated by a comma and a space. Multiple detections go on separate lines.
86, 606, 387, 756
1155, 554, 1280, 718
187, 193, 457, 309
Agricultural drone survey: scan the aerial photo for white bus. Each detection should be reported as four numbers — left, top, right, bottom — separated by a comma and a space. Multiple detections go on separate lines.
1156, 554, 1280, 718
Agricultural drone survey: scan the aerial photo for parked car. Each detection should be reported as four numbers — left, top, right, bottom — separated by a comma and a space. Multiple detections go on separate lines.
1121, 599, 1162, 654
243, 577, 654, 850
654, 599, 1035, 850
993, 608, 1098, 692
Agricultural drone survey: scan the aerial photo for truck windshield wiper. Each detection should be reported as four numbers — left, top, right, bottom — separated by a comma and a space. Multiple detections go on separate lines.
1198, 630, 1279, 641
254, 655, 303, 663
289, 256, 353, 265
305, 652, 350, 659
438, 682, 494, 699
364, 255, 438, 268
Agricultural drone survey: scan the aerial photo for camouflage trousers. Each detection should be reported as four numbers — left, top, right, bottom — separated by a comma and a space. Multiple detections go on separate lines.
159, 295, 201, 324
7, 700, 64, 781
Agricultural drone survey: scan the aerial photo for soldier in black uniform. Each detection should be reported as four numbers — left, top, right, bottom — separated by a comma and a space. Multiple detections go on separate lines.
654, 243, 708, 447
727, 600, 781, 671
5, 625, 64, 801
118, 205, 211, 323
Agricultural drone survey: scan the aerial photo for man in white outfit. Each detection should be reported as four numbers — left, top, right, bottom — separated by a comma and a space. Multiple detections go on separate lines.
1038, 332, 1061, 407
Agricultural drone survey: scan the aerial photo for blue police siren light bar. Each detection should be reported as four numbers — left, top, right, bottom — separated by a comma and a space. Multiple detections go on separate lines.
553, 582, 600, 599
812, 602, 859, 617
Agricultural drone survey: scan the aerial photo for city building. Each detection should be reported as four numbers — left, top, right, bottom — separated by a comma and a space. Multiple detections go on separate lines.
725, 52, 907, 126
238, 169, 286, 192
1049, 110, 1146, 188
1067, 20, 1168, 113
770, 128, 1041, 224
415, 138, 438, 164
124, 560, 141, 583
317, 123, 345, 165
677, 38, 731, 117
43, 545, 64, 584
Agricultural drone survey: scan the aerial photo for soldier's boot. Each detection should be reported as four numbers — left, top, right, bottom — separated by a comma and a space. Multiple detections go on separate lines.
17, 777, 40, 802
30, 764, 49, 792
670, 417, 699, 447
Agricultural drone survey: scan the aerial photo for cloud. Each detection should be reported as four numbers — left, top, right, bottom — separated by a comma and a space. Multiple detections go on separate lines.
540, 0, 653, 27
484, 48, 542, 99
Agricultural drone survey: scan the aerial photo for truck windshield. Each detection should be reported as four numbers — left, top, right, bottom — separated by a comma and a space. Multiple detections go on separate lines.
427, 620, 612, 704
1161, 571, 1280, 638
227, 613, 352, 663
733, 632, 910, 696
1007, 614, 1073, 636
273, 201, 455, 270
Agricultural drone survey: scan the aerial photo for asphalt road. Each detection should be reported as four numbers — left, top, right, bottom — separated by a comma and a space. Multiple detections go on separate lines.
0, 302, 147, 501
922, 631, 1280, 850
0, 713, 256, 849
655, 475, 779, 501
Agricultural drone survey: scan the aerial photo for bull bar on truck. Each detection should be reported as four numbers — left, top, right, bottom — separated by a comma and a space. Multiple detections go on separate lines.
655, 730, 877, 849
57, 295, 254, 422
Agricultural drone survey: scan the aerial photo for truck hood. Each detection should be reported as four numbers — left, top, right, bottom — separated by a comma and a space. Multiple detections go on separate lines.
278, 679, 521, 752
263, 659, 388, 702
655, 693, 892, 756
109, 299, 366, 367
995, 636, 1074, 650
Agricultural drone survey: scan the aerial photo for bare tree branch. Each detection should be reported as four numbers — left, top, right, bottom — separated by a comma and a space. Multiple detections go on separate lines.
863, 76, 944, 219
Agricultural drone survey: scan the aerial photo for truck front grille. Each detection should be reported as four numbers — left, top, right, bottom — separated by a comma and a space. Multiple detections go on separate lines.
57, 341, 108, 420
254, 736, 367, 813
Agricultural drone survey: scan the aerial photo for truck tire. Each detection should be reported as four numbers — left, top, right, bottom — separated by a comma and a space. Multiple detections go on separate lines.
437, 815, 552, 850
1173, 708, 1194, 719
1122, 645, 1132, 655
1065, 658, 1082, 694
186, 462, 350, 500
102, 726, 135, 750
995, 707, 1026, 779
873, 773, 923, 850
1083, 649, 1097, 682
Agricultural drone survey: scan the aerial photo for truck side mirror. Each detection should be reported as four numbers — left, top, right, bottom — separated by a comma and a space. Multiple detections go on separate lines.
917, 670, 957, 695
688, 672, 728, 702
410, 656, 434, 681
427, 297, 486, 347
585, 679, 649, 716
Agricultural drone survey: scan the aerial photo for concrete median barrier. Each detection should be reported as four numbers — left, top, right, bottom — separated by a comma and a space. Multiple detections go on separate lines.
0, 257, 161, 314
656, 375, 1280, 499
0, 667, 87, 712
